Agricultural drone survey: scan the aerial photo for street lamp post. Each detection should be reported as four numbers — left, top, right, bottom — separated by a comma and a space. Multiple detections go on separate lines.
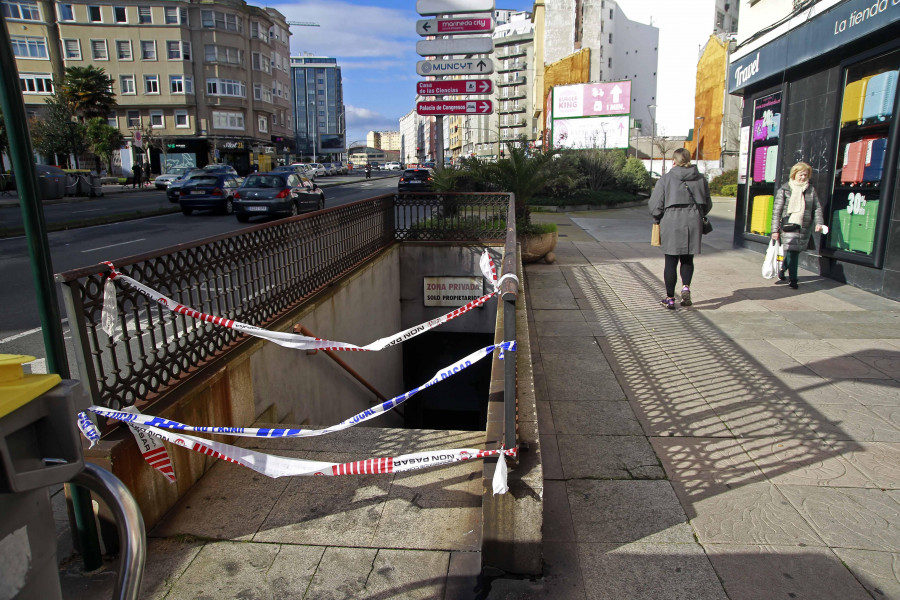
647, 104, 656, 177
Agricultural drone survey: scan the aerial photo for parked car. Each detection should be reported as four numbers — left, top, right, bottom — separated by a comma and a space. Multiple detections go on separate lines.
332, 162, 349, 175
271, 165, 307, 178
397, 168, 434, 192
306, 163, 327, 177
178, 173, 242, 215
322, 163, 337, 176
290, 163, 316, 180
422, 161, 436, 169
233, 172, 325, 223
166, 171, 207, 203
385, 161, 401, 170
202, 164, 239, 176
154, 166, 200, 190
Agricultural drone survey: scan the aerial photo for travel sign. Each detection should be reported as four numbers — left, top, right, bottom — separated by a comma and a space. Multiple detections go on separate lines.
417, 79, 493, 96
416, 58, 494, 76
416, 15, 494, 36
416, 37, 494, 57
417, 100, 494, 116
417, 0, 495, 16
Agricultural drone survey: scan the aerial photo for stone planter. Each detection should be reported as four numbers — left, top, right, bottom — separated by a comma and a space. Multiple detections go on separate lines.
520, 231, 558, 263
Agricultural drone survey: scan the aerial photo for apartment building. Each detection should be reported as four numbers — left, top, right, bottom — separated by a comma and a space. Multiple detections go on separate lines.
290, 55, 345, 160
4, 0, 293, 175
367, 130, 401, 152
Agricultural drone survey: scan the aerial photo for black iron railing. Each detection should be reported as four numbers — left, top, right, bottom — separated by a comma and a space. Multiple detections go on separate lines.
56, 193, 513, 413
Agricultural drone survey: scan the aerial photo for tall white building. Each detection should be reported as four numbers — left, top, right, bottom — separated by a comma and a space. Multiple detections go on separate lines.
543, 0, 659, 134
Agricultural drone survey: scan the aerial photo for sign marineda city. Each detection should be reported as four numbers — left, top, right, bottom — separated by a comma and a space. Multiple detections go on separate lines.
550, 81, 633, 150
415, 0, 496, 117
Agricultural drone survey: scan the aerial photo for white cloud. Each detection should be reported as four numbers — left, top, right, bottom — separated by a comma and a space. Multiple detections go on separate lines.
345, 105, 399, 141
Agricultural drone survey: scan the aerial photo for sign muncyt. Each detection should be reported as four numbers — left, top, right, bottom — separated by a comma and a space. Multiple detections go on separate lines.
416, 58, 494, 76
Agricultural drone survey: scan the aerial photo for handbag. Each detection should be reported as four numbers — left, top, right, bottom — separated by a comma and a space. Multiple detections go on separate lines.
651, 222, 661, 246
762, 239, 784, 279
683, 183, 712, 234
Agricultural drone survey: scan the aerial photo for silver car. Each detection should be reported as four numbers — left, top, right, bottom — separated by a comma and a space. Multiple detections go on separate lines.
307, 163, 327, 177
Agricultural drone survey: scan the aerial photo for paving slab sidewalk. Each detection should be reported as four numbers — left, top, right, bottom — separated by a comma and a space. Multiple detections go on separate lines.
488, 198, 900, 600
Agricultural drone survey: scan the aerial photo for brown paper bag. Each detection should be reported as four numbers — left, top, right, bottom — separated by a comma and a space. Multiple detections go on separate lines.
651, 223, 661, 246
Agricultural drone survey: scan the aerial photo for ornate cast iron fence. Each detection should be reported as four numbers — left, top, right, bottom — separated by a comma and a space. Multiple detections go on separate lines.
56, 193, 512, 411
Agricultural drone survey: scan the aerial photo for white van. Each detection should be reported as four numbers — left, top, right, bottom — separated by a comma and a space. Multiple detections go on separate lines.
385, 161, 401, 170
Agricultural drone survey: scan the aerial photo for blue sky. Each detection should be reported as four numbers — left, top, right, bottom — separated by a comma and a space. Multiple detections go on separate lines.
268, 0, 535, 144
267, 1, 709, 144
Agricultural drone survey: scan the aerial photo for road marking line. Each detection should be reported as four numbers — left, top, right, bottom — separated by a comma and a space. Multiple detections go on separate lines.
71, 208, 104, 214
82, 238, 147, 253
0, 320, 69, 344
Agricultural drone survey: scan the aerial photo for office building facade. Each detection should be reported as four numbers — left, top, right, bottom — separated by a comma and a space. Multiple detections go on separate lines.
290, 55, 345, 160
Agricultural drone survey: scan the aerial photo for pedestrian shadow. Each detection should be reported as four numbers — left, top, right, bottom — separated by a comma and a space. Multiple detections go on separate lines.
691, 275, 838, 310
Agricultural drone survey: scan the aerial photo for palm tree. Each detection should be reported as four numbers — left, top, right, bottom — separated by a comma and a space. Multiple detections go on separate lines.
473, 141, 562, 222
59, 66, 116, 122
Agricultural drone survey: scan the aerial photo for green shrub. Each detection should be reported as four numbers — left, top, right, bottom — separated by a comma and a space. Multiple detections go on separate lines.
618, 157, 651, 193
720, 183, 737, 196
709, 169, 737, 194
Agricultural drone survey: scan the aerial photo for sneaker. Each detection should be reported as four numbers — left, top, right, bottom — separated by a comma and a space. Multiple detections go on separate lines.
788, 280, 798, 289
660, 297, 676, 310
778, 268, 787, 282
680, 286, 692, 306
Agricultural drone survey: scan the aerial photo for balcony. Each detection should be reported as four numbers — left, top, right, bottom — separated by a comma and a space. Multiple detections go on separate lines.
497, 62, 526, 73
497, 47, 526, 59
498, 105, 526, 115
500, 90, 526, 100
496, 76, 526, 87
500, 119, 527, 129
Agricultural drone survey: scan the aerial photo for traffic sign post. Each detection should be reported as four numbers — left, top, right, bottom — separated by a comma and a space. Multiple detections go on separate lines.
416, 16, 494, 36
417, 100, 493, 116
416, 37, 494, 57
416, 0, 495, 16
417, 79, 492, 96
416, 58, 494, 76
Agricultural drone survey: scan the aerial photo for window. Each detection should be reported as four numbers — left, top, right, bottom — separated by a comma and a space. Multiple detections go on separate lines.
206, 78, 245, 97
57, 3, 73, 20
180, 7, 187, 25
3, 0, 41, 21
11, 35, 47, 59
251, 52, 270, 73
119, 74, 135, 94
88, 5, 101, 21
90, 39, 108, 60
169, 74, 193, 94
126, 110, 140, 128
253, 83, 271, 102
106, 112, 117, 127
258, 115, 268, 133
164, 6, 178, 23
144, 74, 159, 94
138, 6, 151, 23
141, 40, 156, 60
19, 73, 53, 93
63, 39, 81, 60
609, 33, 613, 44
149, 110, 163, 128
716, 11, 725, 30
212, 110, 244, 130
167, 41, 184, 59
204, 44, 242, 65
116, 40, 132, 60
113, 6, 126, 22
200, 10, 241, 32
174, 110, 189, 128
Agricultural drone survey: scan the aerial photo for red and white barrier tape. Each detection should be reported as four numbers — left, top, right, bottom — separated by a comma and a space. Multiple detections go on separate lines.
100, 250, 501, 352
122, 407, 176, 483
129, 421, 515, 491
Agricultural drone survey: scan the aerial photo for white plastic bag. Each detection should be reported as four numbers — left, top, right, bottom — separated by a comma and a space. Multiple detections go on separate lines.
762, 239, 783, 279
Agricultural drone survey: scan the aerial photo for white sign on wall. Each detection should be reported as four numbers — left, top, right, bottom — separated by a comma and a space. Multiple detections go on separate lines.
738, 125, 750, 185
552, 116, 630, 150
424, 276, 485, 307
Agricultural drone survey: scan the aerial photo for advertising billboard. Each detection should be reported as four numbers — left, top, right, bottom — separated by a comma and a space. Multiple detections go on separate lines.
550, 80, 632, 150
318, 134, 345, 154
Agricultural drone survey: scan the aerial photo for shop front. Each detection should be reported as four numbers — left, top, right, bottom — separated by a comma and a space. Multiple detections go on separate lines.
729, 0, 900, 299
153, 139, 210, 174
213, 139, 252, 176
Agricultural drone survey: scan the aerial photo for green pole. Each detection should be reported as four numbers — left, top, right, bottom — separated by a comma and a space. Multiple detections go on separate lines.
0, 15, 103, 572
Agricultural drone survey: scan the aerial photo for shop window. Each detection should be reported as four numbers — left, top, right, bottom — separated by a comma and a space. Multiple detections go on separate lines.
826, 48, 899, 261
744, 91, 782, 238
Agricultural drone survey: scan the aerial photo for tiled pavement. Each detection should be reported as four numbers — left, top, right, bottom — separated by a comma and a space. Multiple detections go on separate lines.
488, 198, 900, 600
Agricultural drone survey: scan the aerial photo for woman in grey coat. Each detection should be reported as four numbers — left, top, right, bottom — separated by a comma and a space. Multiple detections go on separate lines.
771, 161, 824, 289
648, 148, 712, 309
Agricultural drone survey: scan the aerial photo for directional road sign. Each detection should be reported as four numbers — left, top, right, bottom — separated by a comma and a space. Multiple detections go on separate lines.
416, 58, 494, 76
416, 37, 494, 57
417, 100, 493, 116
417, 79, 493, 96
416, 15, 494, 36
417, 0, 495, 16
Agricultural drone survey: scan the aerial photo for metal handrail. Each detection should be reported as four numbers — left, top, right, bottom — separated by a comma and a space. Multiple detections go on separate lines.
501, 194, 518, 452
71, 463, 146, 600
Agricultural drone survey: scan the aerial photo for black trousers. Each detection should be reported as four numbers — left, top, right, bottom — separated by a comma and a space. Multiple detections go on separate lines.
664, 254, 694, 297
